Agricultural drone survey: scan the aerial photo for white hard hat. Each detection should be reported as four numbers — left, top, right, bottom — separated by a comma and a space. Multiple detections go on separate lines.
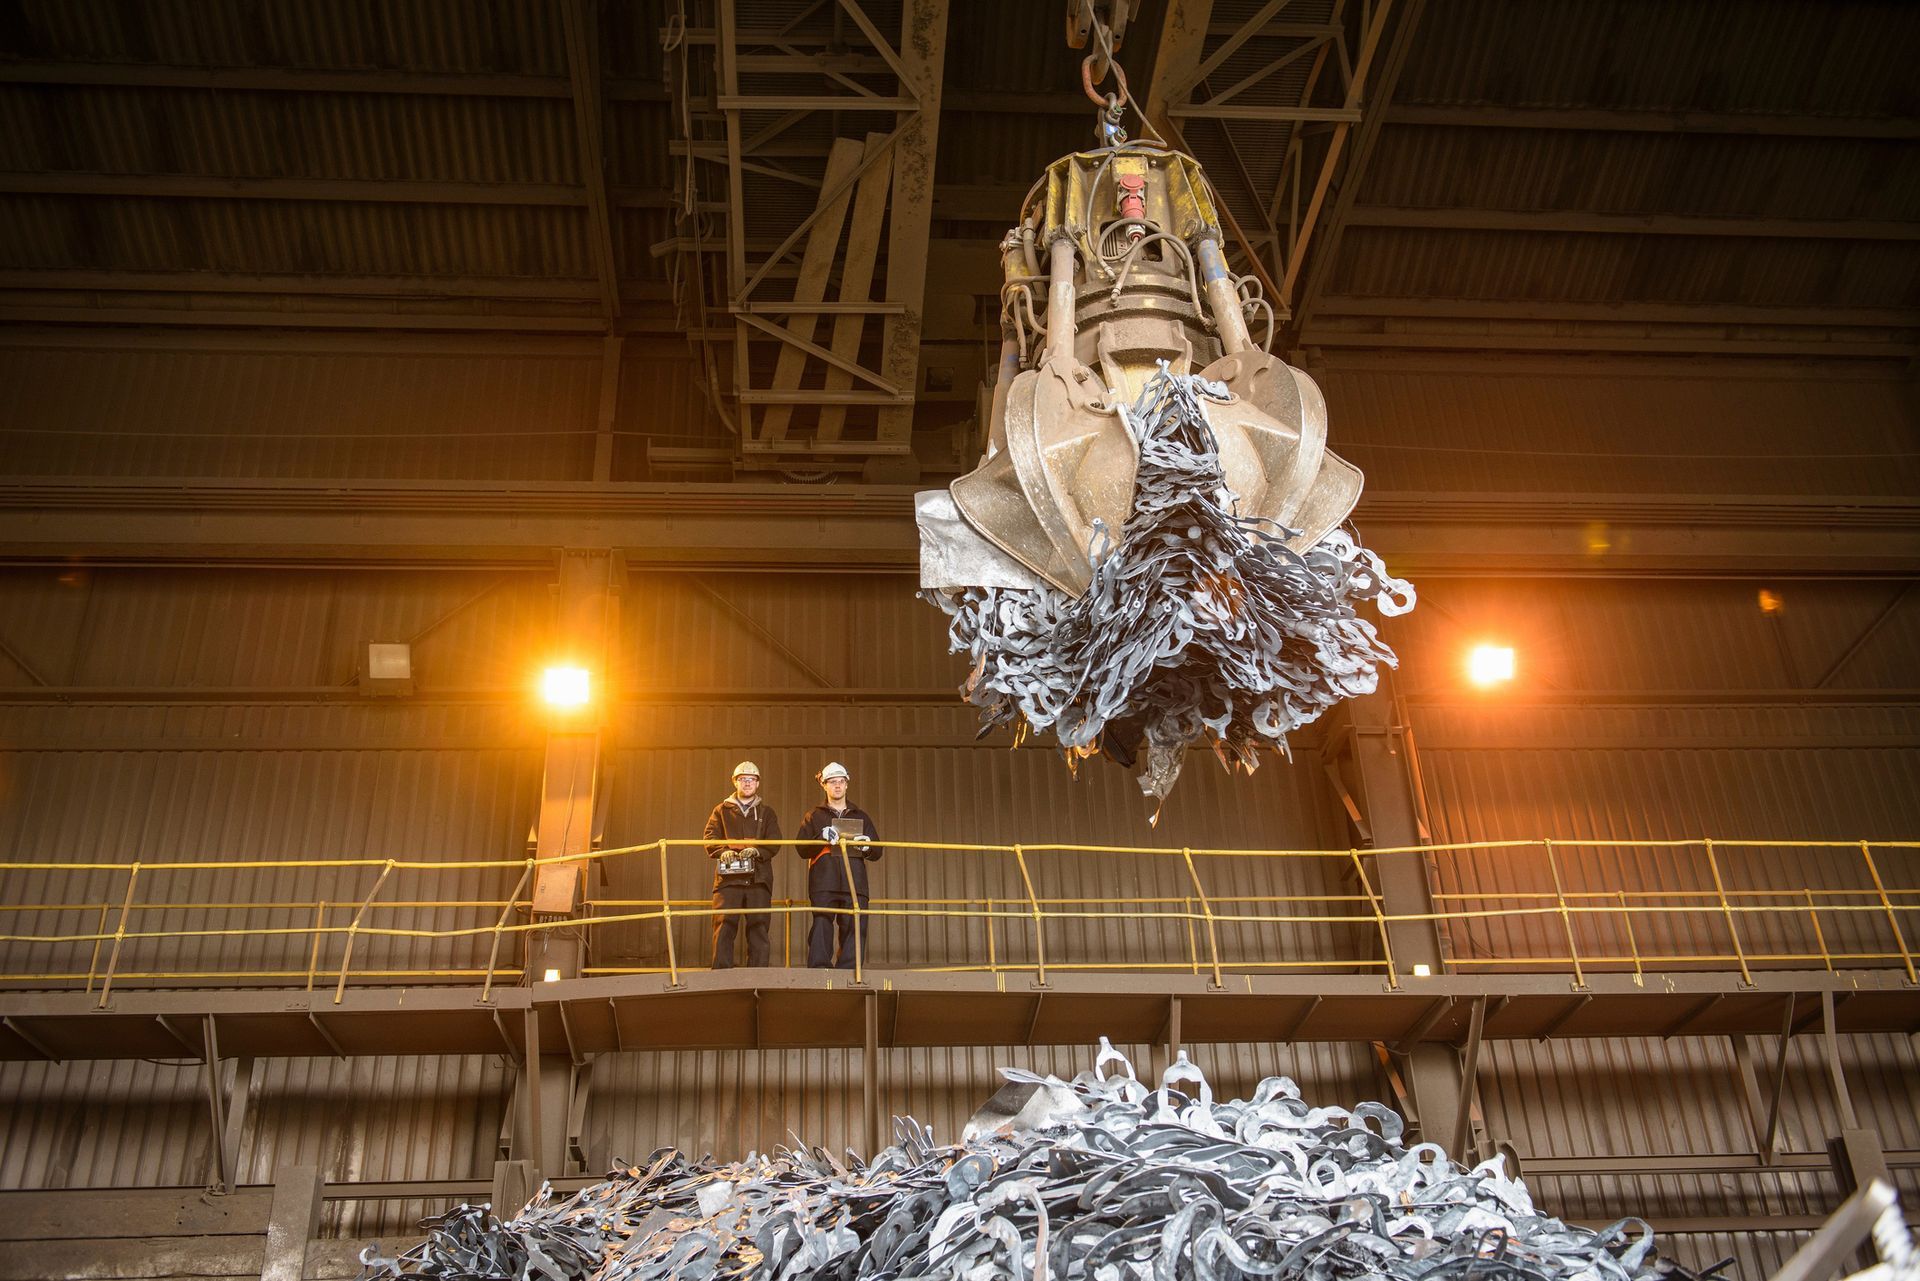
732, 760, 760, 779
818, 761, 849, 783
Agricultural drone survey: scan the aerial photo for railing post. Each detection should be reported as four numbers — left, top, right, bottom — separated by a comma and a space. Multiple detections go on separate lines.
84, 901, 109, 995
480, 861, 535, 1003
96, 861, 141, 1008
1011, 845, 1048, 987
1702, 838, 1753, 986
1179, 848, 1225, 989
985, 896, 998, 974
657, 840, 679, 986
305, 901, 327, 993
1347, 849, 1398, 989
838, 837, 865, 983
1805, 889, 1834, 973
1616, 891, 1642, 987
332, 860, 396, 1004
1857, 841, 1916, 985
1542, 839, 1586, 990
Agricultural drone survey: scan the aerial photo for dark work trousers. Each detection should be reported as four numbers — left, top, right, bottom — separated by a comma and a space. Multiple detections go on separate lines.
712, 882, 771, 968
807, 893, 869, 969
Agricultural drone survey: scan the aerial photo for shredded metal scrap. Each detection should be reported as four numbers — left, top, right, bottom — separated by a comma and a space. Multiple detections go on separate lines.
925, 368, 1413, 806
360, 1041, 1721, 1281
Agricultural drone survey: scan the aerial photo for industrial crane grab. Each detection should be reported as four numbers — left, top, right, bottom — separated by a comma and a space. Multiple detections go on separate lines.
916, 15, 1414, 810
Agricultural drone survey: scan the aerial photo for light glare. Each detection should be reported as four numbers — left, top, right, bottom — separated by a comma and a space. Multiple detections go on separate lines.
542, 967, 562, 983
1411, 963, 1433, 978
540, 665, 591, 709
1467, 645, 1515, 687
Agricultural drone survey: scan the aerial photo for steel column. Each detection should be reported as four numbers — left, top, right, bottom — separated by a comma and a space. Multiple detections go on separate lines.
262, 1166, 324, 1281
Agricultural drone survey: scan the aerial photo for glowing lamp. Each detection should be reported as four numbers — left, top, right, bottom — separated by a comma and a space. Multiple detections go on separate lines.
542, 967, 563, 983
540, 665, 591, 709
1411, 963, 1433, 978
1467, 645, 1515, 687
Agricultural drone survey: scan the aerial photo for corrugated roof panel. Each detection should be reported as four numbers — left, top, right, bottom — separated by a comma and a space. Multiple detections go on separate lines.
1327, 225, 1920, 310
1360, 128, 1920, 223
0, 86, 580, 184
1319, 357, 1919, 497
0, 194, 595, 280
2, 0, 566, 74
0, 339, 603, 480
1396, 0, 1920, 117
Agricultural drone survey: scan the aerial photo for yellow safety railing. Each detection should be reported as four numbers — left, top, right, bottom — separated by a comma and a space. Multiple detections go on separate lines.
0, 838, 1914, 1001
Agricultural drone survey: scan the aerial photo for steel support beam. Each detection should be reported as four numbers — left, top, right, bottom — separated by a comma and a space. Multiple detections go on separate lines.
1145, 0, 1216, 130
1, 969, 1916, 1061
560, 0, 622, 323
261, 1166, 324, 1281
1321, 684, 1476, 1156
526, 551, 615, 942
491, 1159, 541, 1219
2, 486, 1916, 575
1284, 0, 1428, 340
871, 0, 948, 467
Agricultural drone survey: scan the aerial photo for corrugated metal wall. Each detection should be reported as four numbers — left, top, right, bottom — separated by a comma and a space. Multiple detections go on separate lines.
0, 1053, 512, 1237
1388, 575, 1920, 969
596, 704, 1350, 974
1318, 355, 1919, 499
0, 335, 719, 480
0, 520, 1913, 1272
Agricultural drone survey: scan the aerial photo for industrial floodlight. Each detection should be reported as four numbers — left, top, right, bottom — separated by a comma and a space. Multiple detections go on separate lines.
540, 665, 591, 709
542, 967, 563, 983
1467, 645, 1515, 687
1411, 963, 1433, 978
359, 642, 414, 697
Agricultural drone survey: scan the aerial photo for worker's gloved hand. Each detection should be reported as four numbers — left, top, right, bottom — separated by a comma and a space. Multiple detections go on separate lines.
821, 826, 840, 844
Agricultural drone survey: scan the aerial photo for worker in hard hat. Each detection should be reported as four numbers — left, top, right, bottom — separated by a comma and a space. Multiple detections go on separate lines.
702, 760, 781, 968
794, 761, 883, 969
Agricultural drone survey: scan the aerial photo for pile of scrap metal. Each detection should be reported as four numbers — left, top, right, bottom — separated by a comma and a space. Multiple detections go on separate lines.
359, 1041, 1716, 1281
915, 134, 1412, 809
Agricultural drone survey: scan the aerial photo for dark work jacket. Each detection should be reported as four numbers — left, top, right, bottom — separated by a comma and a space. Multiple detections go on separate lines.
702, 796, 781, 891
795, 804, 883, 899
